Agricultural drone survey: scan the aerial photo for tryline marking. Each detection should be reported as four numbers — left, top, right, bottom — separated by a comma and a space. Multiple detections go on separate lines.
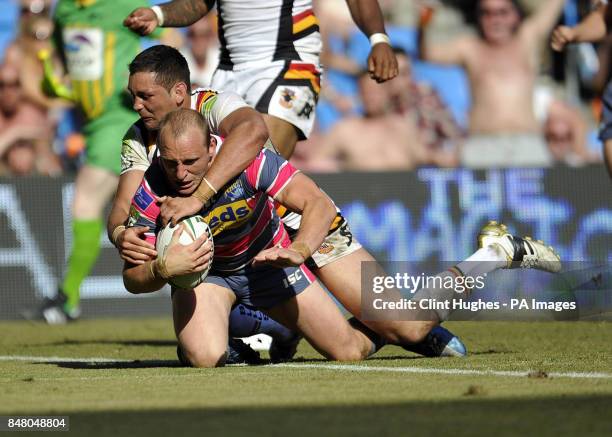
0, 356, 131, 363
1, 356, 611, 379
276, 363, 612, 379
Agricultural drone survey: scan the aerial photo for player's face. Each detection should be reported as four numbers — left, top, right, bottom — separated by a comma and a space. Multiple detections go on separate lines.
478, 0, 520, 44
128, 72, 182, 131
159, 129, 210, 196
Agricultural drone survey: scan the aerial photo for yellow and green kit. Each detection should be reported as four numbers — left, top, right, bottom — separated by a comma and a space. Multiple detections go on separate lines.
53, 0, 162, 174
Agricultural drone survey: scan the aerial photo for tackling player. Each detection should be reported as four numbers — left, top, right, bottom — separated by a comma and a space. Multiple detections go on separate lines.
109, 45, 467, 360
107, 45, 293, 362
123, 0, 399, 223
123, 108, 563, 367
115, 46, 564, 363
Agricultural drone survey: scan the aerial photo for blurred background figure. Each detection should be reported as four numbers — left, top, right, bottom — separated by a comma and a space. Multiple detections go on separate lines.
551, 0, 612, 175
0, 62, 59, 176
296, 46, 461, 172
6, 13, 51, 106
314, 0, 363, 131
0, 0, 605, 176
543, 96, 598, 165
1, 0, 66, 175
312, 69, 428, 171
35, 0, 172, 324
180, 16, 219, 89
419, 0, 566, 168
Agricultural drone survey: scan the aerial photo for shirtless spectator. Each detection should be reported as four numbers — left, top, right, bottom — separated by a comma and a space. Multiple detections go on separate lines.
0, 63, 59, 176
3, 2, 66, 112
314, 70, 428, 171
419, 0, 566, 168
542, 97, 598, 165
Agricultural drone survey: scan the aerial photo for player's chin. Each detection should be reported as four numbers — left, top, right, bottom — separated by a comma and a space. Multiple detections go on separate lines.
176, 183, 196, 196
142, 117, 159, 130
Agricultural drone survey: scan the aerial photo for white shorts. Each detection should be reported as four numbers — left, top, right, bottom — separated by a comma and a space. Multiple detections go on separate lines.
309, 220, 363, 269
211, 60, 321, 139
278, 203, 363, 269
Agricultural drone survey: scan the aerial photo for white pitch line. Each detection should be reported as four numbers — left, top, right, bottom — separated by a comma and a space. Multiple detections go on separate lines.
0, 356, 131, 363
1, 356, 611, 380
275, 363, 612, 380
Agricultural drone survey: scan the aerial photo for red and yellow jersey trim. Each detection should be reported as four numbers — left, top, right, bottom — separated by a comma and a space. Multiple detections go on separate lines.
292, 9, 319, 35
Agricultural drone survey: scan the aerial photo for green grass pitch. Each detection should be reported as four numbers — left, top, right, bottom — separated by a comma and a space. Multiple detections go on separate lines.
0, 319, 611, 436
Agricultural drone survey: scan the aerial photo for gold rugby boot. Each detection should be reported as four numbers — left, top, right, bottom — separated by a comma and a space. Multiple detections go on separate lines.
478, 221, 561, 273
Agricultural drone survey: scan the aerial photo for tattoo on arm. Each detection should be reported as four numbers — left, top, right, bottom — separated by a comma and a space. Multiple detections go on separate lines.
160, 0, 213, 27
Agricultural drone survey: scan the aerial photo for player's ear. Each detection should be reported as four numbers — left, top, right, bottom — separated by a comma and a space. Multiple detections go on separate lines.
207, 137, 216, 161
172, 81, 189, 105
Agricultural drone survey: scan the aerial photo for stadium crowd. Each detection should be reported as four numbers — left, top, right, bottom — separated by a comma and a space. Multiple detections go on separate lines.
0, 0, 605, 176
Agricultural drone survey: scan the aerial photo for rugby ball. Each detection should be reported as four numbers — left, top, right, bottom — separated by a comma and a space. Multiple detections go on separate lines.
155, 215, 214, 289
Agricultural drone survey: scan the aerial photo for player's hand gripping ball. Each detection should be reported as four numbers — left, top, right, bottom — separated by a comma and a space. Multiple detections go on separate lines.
155, 215, 214, 288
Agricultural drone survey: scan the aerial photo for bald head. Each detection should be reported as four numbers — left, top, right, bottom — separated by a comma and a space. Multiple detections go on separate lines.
158, 108, 210, 151
158, 109, 212, 196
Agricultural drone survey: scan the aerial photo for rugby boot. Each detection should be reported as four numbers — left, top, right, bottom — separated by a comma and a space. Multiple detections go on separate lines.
403, 325, 467, 358
227, 338, 262, 365
478, 221, 561, 273
269, 332, 302, 363
37, 289, 80, 324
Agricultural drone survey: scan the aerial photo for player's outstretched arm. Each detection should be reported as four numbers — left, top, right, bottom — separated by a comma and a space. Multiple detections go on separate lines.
551, 3, 608, 51
123, 225, 212, 293
124, 0, 212, 35
252, 173, 336, 268
159, 107, 269, 225
345, 0, 398, 82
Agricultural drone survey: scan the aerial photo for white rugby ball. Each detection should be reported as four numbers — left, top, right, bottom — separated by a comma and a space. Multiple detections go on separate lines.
155, 215, 214, 289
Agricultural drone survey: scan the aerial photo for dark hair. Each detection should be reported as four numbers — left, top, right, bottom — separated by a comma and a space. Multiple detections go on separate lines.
476, 0, 525, 22
459, 0, 526, 36
158, 108, 210, 149
129, 45, 191, 91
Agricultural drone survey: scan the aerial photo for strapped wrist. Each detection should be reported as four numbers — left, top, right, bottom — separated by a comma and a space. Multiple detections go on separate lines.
151, 5, 165, 26
111, 225, 126, 246
192, 177, 217, 205
369, 33, 391, 47
153, 257, 170, 280
147, 260, 157, 279
289, 241, 312, 260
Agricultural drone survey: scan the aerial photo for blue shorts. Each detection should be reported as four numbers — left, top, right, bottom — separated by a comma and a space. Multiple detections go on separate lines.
599, 80, 612, 142
204, 264, 315, 309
